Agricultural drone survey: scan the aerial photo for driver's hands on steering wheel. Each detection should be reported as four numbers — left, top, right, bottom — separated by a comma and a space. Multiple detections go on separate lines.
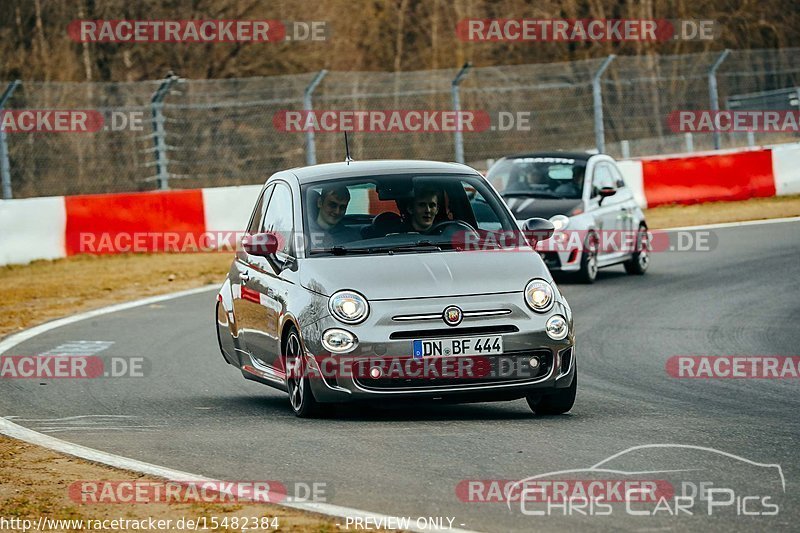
427, 220, 478, 237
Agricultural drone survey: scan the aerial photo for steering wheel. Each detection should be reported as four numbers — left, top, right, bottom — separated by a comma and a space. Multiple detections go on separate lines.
428, 220, 478, 237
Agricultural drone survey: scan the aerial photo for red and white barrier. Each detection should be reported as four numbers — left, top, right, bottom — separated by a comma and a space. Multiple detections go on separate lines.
618, 146, 782, 208
1, 143, 799, 266
771, 143, 800, 197
0, 196, 66, 265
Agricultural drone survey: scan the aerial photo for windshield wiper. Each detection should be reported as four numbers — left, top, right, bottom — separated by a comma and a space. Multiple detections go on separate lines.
366, 240, 444, 253
502, 191, 560, 198
309, 246, 371, 256
309, 241, 444, 256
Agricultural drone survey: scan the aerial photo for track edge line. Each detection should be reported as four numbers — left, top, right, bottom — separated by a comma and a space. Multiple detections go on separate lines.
0, 284, 479, 533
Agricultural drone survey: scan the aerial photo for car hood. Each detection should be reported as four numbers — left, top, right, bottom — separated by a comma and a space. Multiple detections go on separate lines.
503, 196, 583, 220
299, 250, 546, 300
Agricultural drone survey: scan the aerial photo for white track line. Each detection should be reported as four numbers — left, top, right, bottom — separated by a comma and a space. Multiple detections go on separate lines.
662, 215, 800, 232
0, 284, 477, 533
0, 285, 218, 355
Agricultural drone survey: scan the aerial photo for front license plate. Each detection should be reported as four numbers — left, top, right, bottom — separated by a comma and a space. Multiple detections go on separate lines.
412, 336, 503, 358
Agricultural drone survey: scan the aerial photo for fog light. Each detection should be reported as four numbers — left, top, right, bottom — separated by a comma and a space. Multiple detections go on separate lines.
529, 357, 540, 369
321, 329, 357, 353
545, 315, 569, 340
370, 367, 382, 379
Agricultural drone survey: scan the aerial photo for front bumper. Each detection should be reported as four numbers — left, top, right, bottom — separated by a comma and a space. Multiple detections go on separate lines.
537, 231, 583, 272
301, 291, 575, 403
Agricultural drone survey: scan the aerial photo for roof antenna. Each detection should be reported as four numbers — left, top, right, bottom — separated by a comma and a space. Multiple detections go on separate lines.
344, 131, 353, 164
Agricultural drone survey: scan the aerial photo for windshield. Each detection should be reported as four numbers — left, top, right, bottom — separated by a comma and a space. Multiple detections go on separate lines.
301, 173, 519, 256
487, 157, 586, 200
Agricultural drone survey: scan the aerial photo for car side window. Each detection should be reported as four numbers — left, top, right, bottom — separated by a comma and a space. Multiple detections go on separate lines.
261, 183, 294, 256
591, 163, 615, 197
464, 181, 502, 230
609, 164, 627, 189
247, 185, 274, 234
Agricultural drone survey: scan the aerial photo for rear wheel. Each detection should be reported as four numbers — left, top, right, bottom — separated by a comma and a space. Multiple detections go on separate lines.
527, 371, 577, 415
575, 232, 598, 284
624, 225, 650, 275
284, 328, 326, 418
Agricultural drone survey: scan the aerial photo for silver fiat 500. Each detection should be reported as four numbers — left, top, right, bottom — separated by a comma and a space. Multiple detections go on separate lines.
215, 160, 576, 417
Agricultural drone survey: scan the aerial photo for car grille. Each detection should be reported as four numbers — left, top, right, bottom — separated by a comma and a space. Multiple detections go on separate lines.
352, 349, 552, 391
389, 325, 518, 340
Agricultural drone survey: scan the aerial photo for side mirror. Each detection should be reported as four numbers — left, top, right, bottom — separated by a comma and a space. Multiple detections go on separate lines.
522, 218, 555, 243
598, 187, 616, 205
242, 232, 280, 257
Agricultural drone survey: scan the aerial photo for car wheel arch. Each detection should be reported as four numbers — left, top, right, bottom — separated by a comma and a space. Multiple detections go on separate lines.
217, 276, 234, 312
280, 315, 302, 355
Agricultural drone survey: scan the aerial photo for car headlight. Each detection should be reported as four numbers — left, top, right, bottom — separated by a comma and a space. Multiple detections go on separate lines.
549, 215, 570, 231
524, 279, 555, 313
322, 329, 357, 353
545, 315, 569, 340
329, 290, 369, 324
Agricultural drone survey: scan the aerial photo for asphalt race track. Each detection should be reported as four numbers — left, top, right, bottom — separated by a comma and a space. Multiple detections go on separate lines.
2, 220, 799, 532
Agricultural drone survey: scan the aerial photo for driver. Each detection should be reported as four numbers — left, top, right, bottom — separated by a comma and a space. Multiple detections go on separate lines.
405, 186, 441, 233
309, 185, 360, 247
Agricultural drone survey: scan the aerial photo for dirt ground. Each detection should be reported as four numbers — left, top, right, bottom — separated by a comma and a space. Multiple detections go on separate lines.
0, 252, 231, 338
642, 193, 800, 228
1, 193, 799, 531
0, 437, 344, 532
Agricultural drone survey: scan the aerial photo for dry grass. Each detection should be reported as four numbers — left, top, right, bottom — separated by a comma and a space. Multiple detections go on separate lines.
644, 194, 800, 229
0, 437, 344, 532
0, 252, 232, 338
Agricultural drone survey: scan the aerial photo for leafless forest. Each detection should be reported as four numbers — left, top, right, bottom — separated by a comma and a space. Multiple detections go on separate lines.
2, 0, 797, 81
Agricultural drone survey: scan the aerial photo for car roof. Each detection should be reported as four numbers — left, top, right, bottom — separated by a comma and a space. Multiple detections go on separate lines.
284, 160, 480, 184
502, 151, 594, 162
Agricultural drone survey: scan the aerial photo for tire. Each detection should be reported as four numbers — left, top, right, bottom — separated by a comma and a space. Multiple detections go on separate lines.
284, 327, 326, 418
527, 370, 577, 415
575, 232, 599, 284
624, 225, 650, 275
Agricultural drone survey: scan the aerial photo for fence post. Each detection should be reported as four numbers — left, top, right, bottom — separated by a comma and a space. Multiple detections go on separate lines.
150, 73, 180, 190
684, 132, 694, 153
592, 55, 616, 154
451, 62, 472, 164
620, 140, 630, 159
0, 80, 21, 200
708, 49, 731, 150
304, 69, 328, 166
